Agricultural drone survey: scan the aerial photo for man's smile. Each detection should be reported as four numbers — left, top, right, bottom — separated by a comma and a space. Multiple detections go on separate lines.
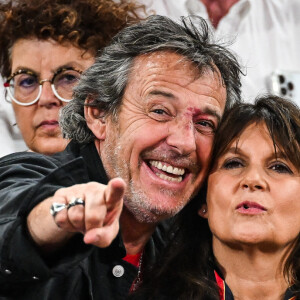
149, 160, 186, 182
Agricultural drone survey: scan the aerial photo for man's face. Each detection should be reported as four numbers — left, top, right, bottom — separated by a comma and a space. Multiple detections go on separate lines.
97, 52, 226, 223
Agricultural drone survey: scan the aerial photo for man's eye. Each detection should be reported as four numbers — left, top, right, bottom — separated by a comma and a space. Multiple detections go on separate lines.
222, 158, 244, 170
149, 108, 172, 122
269, 162, 293, 174
196, 120, 215, 133
152, 109, 167, 115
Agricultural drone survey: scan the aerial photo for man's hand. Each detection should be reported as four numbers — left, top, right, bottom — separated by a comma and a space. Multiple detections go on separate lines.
27, 178, 126, 251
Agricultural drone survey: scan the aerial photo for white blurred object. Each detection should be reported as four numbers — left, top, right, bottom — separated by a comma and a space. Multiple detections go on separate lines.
0, 76, 27, 157
268, 70, 300, 107
139, 0, 300, 103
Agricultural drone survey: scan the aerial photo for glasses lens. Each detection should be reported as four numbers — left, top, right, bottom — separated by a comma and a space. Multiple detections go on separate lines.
9, 73, 39, 103
53, 69, 81, 101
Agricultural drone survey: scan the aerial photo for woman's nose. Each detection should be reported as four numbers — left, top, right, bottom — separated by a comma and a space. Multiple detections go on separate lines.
240, 166, 268, 191
38, 81, 62, 108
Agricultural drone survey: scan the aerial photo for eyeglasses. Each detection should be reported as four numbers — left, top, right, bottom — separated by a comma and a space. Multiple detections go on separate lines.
4, 67, 82, 106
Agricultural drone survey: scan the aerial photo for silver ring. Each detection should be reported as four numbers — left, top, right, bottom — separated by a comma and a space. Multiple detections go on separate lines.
50, 203, 67, 218
67, 197, 85, 210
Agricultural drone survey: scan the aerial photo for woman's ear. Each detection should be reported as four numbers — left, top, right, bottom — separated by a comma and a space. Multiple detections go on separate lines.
84, 98, 106, 140
198, 204, 208, 219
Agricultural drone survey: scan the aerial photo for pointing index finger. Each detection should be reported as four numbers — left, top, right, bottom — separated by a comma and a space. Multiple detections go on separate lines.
104, 177, 126, 210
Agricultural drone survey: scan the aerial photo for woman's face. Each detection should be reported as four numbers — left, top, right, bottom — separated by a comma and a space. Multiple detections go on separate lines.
10, 39, 94, 154
206, 122, 300, 249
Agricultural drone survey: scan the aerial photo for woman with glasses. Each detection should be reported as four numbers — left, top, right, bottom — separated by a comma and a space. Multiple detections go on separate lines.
130, 95, 300, 299
0, 0, 142, 155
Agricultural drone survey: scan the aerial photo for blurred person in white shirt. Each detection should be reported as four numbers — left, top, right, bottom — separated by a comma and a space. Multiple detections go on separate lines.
139, 0, 300, 104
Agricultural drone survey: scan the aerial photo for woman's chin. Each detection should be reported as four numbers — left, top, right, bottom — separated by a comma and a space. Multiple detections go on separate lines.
28, 137, 69, 155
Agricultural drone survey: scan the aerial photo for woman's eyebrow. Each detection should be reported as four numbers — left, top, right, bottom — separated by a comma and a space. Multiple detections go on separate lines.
11, 66, 39, 75
268, 151, 288, 160
224, 147, 243, 155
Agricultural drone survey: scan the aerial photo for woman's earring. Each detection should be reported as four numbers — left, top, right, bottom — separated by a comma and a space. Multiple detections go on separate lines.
198, 205, 208, 218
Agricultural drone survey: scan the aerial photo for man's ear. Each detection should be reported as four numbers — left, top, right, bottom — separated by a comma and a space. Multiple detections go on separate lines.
84, 99, 106, 140
198, 204, 208, 219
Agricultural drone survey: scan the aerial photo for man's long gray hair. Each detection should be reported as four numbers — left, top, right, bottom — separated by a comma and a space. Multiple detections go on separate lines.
60, 15, 242, 144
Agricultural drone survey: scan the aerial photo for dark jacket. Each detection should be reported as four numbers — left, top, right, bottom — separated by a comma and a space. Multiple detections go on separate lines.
0, 141, 167, 299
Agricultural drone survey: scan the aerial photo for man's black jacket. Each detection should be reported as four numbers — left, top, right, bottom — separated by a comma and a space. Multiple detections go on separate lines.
0, 141, 167, 299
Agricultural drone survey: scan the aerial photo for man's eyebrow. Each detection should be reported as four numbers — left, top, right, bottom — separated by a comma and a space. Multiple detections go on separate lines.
148, 90, 176, 99
148, 90, 222, 121
202, 107, 221, 122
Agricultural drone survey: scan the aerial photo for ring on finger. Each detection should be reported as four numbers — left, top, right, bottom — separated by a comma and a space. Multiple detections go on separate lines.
67, 197, 85, 210
50, 203, 67, 218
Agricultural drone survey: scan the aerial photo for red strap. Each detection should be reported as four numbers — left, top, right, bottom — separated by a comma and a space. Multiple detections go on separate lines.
214, 270, 225, 300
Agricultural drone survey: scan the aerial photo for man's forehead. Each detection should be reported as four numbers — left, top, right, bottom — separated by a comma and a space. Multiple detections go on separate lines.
128, 50, 223, 89
119, 50, 227, 117
131, 51, 198, 75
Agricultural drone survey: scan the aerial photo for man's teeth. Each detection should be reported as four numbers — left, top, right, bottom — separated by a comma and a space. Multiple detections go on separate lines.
155, 172, 183, 182
149, 160, 185, 183
149, 160, 185, 175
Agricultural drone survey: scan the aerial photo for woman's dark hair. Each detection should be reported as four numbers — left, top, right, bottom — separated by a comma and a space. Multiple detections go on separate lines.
0, 0, 144, 78
130, 95, 300, 299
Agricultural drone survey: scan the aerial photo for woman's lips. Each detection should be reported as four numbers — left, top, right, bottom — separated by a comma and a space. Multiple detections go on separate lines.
236, 201, 267, 214
38, 120, 59, 129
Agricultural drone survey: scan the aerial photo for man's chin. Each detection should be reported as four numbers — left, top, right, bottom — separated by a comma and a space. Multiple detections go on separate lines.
125, 181, 190, 223
124, 197, 186, 224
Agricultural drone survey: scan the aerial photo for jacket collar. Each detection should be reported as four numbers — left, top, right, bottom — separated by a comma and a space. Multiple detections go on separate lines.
63, 140, 109, 185
215, 270, 297, 300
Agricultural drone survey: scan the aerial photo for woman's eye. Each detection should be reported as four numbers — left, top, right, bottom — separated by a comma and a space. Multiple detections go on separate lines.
64, 74, 76, 81
222, 158, 244, 170
54, 70, 81, 87
56, 73, 79, 85
269, 162, 293, 174
17, 75, 37, 88
61, 74, 77, 83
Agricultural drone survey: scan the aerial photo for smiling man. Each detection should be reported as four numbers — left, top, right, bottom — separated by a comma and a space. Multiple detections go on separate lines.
0, 15, 241, 299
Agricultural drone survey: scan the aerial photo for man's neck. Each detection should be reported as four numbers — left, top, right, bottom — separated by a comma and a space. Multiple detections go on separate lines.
120, 208, 157, 255
213, 239, 291, 300
201, 0, 240, 28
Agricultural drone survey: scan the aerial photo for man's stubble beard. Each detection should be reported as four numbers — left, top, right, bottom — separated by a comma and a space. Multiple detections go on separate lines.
102, 134, 191, 224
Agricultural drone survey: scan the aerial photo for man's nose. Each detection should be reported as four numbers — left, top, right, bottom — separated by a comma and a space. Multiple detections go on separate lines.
166, 121, 196, 155
38, 81, 62, 108
240, 165, 268, 191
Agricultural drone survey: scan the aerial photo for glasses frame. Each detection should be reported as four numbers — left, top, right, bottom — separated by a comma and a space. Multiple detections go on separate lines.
4, 67, 82, 106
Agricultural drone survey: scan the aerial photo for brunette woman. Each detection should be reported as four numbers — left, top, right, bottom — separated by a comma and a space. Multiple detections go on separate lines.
131, 95, 300, 300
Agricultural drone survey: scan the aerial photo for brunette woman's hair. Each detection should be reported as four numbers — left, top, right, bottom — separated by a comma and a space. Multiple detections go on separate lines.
0, 0, 144, 78
130, 95, 300, 300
